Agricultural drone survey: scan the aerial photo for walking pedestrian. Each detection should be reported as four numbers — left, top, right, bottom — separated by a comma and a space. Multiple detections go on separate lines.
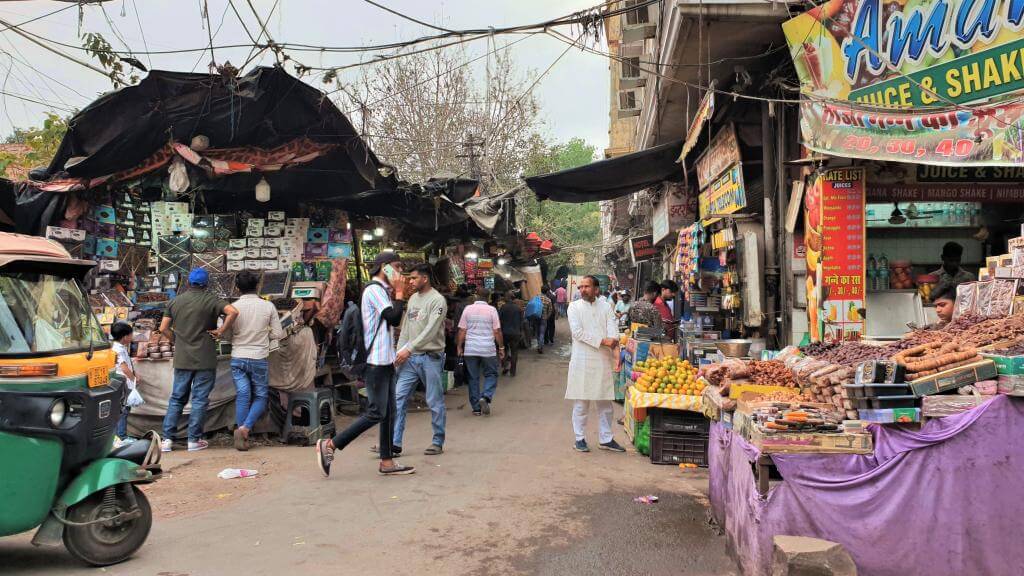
227, 271, 284, 451
566, 275, 625, 453
159, 268, 239, 452
316, 252, 415, 477
392, 264, 448, 456
544, 286, 556, 346
555, 283, 568, 317
655, 280, 680, 340
499, 291, 524, 377
457, 291, 504, 416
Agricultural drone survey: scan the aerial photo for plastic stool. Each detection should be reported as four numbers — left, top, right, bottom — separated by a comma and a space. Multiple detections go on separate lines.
281, 388, 336, 446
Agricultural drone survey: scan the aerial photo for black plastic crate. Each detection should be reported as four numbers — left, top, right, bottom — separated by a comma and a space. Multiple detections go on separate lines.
649, 408, 710, 435
852, 395, 918, 409
650, 431, 709, 467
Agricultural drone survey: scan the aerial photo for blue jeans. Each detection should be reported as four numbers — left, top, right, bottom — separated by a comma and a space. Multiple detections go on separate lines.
464, 355, 498, 413
162, 369, 216, 442
231, 358, 269, 430
393, 353, 446, 448
531, 318, 546, 349
116, 406, 130, 438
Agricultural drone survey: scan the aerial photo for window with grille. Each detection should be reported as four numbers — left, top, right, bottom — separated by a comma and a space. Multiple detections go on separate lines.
624, 0, 649, 25
619, 90, 637, 110
622, 57, 641, 78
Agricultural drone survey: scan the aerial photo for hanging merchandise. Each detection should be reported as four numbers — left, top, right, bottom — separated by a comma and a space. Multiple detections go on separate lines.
168, 157, 189, 194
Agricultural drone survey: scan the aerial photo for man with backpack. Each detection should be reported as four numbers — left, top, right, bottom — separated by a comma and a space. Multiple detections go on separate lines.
526, 289, 553, 354
317, 252, 414, 477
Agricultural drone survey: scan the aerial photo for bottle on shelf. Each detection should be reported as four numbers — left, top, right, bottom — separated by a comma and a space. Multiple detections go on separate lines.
867, 254, 878, 291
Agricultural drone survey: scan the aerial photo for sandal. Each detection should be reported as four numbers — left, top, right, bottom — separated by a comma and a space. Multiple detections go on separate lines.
378, 463, 416, 476
424, 444, 443, 456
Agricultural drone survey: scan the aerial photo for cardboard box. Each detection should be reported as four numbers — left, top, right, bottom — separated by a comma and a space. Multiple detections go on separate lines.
623, 392, 647, 442
625, 339, 679, 363
244, 261, 261, 270
981, 354, 1024, 375
244, 247, 261, 259
264, 237, 283, 248
46, 226, 86, 241
260, 260, 278, 270
229, 238, 247, 249
265, 224, 284, 237
261, 248, 279, 259
908, 360, 997, 397
858, 408, 920, 423
227, 261, 245, 272
921, 395, 991, 417
268, 211, 286, 221
747, 427, 873, 454
227, 250, 246, 261
998, 374, 1024, 395
247, 237, 265, 248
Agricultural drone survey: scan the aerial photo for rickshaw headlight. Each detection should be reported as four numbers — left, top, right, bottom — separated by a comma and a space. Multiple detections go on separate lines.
49, 399, 67, 428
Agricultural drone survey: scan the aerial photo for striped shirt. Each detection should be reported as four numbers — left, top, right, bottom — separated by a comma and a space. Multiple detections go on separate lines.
362, 281, 395, 366
459, 301, 501, 357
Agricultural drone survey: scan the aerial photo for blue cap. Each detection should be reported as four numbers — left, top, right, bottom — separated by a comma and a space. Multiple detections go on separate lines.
188, 267, 209, 286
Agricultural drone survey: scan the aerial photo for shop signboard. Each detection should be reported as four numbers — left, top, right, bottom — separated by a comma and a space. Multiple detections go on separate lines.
652, 186, 694, 245
699, 164, 747, 224
783, 0, 1024, 107
799, 97, 1024, 165
679, 86, 715, 163
865, 162, 1024, 201
629, 235, 657, 264
805, 168, 866, 343
695, 124, 741, 190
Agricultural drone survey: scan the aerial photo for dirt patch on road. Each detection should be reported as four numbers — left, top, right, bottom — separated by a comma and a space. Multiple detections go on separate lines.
142, 446, 285, 520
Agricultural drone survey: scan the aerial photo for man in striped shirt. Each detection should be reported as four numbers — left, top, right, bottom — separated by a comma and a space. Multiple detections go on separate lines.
317, 252, 414, 477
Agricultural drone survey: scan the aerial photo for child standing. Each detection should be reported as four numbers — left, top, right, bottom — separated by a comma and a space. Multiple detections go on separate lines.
111, 321, 138, 444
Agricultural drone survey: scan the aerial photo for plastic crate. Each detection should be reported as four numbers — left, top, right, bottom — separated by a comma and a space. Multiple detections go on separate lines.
648, 408, 710, 435
649, 431, 708, 466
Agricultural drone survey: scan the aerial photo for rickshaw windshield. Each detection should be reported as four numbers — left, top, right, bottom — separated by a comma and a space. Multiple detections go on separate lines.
0, 270, 108, 356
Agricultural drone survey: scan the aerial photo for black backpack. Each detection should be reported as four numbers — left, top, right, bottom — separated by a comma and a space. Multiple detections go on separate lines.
342, 281, 387, 377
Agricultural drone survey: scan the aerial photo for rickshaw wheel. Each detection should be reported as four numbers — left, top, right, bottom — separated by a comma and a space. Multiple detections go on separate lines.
63, 485, 152, 566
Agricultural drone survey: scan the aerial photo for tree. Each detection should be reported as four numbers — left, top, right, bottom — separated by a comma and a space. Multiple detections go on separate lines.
0, 113, 68, 178
334, 47, 540, 189
520, 137, 602, 272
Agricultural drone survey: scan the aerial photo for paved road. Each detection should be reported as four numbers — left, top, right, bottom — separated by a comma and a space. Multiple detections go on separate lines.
2, 322, 735, 576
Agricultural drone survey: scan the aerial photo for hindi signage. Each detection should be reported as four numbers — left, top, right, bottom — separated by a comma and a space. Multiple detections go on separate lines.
652, 186, 694, 245
695, 124, 741, 189
679, 86, 715, 163
698, 164, 747, 224
805, 168, 866, 343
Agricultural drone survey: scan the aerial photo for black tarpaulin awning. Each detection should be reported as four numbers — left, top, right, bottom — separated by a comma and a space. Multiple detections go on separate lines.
523, 139, 684, 203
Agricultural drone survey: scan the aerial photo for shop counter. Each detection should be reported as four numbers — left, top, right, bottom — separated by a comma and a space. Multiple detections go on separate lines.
708, 394, 1024, 576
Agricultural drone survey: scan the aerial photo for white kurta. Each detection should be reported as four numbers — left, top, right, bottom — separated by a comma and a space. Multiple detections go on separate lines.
565, 298, 618, 401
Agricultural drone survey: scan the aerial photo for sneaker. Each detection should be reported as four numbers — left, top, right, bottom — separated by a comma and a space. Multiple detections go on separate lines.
187, 439, 209, 452
599, 439, 626, 453
480, 397, 491, 416
315, 439, 334, 477
424, 444, 443, 456
574, 439, 590, 452
160, 439, 173, 453
378, 463, 415, 476
472, 410, 482, 416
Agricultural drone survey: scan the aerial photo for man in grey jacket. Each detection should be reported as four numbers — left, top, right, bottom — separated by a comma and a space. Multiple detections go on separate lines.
392, 264, 448, 455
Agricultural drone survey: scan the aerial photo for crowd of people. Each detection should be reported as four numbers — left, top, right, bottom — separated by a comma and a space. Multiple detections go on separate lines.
112, 255, 659, 477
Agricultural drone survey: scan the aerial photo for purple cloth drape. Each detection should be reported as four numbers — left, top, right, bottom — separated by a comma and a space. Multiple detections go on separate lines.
709, 395, 1024, 576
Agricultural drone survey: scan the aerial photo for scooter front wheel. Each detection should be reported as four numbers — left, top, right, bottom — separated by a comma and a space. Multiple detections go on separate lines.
63, 485, 152, 566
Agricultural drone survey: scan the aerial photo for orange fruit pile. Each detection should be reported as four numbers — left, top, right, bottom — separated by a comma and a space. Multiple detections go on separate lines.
633, 357, 704, 396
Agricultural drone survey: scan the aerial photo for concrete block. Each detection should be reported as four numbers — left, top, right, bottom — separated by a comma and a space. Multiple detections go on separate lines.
771, 535, 857, 576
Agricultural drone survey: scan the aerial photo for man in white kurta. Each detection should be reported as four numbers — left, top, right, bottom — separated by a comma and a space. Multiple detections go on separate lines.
566, 275, 625, 453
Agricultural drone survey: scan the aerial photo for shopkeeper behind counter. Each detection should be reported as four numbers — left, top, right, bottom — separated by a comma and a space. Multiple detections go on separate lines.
931, 241, 975, 292
931, 284, 957, 327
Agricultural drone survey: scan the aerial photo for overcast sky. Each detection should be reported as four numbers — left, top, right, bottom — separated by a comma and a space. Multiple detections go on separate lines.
0, 0, 611, 153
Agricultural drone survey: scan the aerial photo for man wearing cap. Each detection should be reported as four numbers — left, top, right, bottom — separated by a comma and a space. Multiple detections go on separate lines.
930, 241, 976, 293
317, 252, 416, 476
158, 268, 239, 452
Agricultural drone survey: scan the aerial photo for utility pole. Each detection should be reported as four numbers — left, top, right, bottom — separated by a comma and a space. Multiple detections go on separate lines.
457, 133, 486, 191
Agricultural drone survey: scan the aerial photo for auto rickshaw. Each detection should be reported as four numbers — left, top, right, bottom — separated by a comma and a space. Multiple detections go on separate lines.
0, 233, 161, 566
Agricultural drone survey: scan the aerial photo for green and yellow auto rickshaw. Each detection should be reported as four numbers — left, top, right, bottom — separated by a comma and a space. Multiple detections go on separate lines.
0, 233, 161, 566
